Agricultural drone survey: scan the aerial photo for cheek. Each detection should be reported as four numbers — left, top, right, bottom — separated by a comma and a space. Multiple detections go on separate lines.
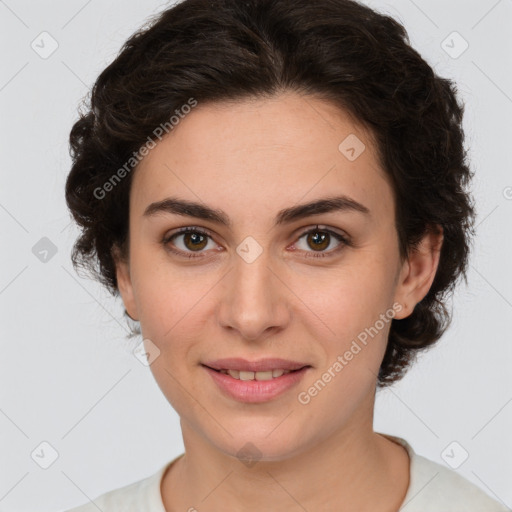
131, 253, 211, 340
134, 274, 208, 415
291, 256, 393, 335
294, 269, 393, 420
291, 259, 396, 397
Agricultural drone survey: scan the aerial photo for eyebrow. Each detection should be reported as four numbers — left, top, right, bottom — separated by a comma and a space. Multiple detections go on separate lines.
143, 195, 371, 227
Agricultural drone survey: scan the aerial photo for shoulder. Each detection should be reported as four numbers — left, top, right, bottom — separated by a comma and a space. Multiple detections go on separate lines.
381, 434, 510, 512
63, 458, 177, 512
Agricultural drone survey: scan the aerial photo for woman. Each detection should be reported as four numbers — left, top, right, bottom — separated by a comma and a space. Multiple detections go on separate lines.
63, 0, 509, 510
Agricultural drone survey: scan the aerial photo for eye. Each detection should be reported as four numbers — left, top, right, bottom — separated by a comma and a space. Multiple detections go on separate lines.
162, 227, 218, 258
292, 225, 351, 258
162, 225, 351, 259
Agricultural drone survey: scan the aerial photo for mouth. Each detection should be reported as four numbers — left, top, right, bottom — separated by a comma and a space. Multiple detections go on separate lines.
201, 358, 312, 403
202, 365, 309, 381
202, 357, 310, 373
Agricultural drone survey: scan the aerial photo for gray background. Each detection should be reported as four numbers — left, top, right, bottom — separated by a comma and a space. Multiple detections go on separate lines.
0, 0, 511, 510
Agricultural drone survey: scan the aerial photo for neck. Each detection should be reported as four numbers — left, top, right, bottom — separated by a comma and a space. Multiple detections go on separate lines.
161, 401, 409, 511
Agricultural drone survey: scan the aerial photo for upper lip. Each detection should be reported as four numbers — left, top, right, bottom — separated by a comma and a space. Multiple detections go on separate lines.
202, 358, 310, 372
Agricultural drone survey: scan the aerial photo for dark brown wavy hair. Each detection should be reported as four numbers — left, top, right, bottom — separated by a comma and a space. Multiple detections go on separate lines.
65, 0, 476, 387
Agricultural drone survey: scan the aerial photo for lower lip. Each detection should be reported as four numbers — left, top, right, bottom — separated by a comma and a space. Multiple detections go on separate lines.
202, 365, 310, 403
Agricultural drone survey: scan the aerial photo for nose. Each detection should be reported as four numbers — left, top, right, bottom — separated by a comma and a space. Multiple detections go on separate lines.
217, 247, 291, 342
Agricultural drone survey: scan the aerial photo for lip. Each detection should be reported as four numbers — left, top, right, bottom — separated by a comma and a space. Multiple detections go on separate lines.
202, 357, 309, 372
202, 360, 311, 403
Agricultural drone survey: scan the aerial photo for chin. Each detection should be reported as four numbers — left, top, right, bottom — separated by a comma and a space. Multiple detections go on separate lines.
205, 420, 310, 463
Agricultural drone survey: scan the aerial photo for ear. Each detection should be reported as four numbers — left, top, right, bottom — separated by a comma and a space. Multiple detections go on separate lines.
112, 245, 139, 321
393, 225, 444, 320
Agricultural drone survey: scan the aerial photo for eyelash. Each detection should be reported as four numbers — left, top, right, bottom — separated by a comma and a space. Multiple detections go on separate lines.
162, 225, 352, 260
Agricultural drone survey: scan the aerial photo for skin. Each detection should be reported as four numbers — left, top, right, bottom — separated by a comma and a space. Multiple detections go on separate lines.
114, 91, 443, 511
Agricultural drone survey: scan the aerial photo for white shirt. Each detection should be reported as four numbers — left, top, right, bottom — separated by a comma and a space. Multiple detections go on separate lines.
64, 434, 510, 511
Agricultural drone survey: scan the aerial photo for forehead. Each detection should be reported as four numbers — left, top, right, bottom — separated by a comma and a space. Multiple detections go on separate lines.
131, 92, 394, 226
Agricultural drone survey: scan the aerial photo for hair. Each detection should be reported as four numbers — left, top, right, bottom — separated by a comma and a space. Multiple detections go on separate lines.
65, 0, 476, 387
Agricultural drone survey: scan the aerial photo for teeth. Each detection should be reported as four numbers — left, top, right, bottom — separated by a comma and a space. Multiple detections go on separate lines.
220, 369, 293, 380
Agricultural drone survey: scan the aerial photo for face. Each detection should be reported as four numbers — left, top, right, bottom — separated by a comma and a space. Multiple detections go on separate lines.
115, 91, 441, 461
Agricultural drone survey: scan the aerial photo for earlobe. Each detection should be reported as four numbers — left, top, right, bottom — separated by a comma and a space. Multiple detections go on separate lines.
112, 247, 139, 321
393, 225, 444, 320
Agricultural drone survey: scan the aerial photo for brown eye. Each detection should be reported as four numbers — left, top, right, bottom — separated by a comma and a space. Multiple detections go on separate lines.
182, 231, 208, 251
294, 226, 350, 258
305, 230, 330, 251
163, 227, 215, 257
